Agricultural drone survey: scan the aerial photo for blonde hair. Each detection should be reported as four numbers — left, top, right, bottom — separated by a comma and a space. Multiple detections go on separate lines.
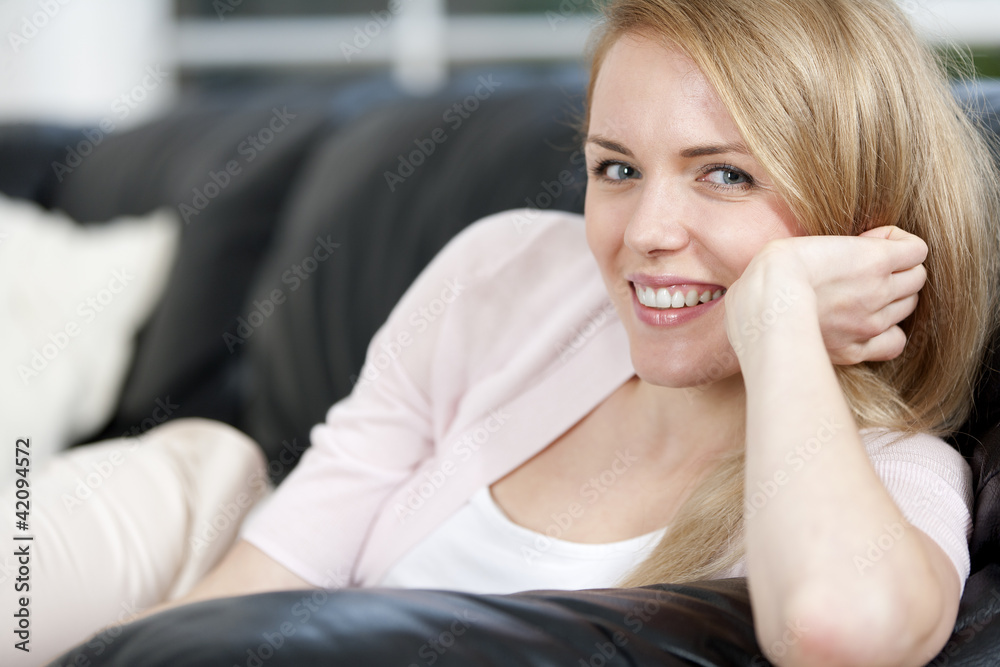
582, 0, 1000, 586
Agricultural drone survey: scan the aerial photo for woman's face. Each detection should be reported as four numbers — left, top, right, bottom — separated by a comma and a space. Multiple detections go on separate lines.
585, 33, 805, 389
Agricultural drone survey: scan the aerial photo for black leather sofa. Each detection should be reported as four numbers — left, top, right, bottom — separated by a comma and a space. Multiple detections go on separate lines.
2, 68, 997, 666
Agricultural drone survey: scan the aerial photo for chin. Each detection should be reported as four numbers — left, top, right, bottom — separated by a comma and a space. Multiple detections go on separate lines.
630, 345, 741, 390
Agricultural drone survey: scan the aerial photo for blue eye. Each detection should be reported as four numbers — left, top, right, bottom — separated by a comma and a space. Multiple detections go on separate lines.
592, 160, 641, 182
703, 166, 753, 188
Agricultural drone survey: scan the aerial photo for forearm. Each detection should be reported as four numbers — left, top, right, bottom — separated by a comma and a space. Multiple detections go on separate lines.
738, 292, 943, 666
129, 540, 316, 627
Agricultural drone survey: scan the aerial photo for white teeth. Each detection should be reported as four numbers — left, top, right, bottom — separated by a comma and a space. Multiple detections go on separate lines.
636, 284, 725, 310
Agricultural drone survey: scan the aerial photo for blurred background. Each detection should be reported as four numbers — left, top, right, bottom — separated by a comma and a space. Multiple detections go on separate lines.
0, 0, 997, 129
1, 0, 999, 489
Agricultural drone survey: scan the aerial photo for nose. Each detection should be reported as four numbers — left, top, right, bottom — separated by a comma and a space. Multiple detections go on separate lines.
623, 179, 692, 256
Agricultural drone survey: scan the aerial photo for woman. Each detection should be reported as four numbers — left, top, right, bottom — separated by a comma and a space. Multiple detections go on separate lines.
27, 0, 1000, 665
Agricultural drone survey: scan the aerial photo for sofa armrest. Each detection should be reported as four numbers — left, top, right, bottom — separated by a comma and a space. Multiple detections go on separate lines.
52, 579, 762, 667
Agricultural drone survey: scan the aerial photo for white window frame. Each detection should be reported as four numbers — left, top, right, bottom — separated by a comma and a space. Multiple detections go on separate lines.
174, 0, 1000, 93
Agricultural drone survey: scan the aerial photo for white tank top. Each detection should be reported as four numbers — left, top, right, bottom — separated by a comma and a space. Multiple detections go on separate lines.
378, 486, 668, 594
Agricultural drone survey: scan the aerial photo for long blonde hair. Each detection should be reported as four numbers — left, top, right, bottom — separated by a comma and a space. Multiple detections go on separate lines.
583, 0, 1000, 586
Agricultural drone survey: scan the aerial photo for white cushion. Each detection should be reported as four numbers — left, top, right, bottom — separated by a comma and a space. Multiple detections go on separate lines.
0, 194, 180, 484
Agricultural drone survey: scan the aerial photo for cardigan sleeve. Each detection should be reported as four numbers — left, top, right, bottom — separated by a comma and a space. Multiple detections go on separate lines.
238, 210, 530, 587
715, 429, 974, 595
861, 429, 974, 596
712, 429, 972, 591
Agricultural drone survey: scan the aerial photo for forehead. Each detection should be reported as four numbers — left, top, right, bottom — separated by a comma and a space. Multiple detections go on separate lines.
588, 33, 743, 150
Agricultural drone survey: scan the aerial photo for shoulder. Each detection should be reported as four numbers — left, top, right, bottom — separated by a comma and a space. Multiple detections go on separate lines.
376, 208, 589, 329
432, 208, 589, 280
375, 208, 612, 398
860, 428, 975, 592
861, 429, 971, 486
431, 208, 611, 371
387, 208, 590, 320
860, 428, 973, 525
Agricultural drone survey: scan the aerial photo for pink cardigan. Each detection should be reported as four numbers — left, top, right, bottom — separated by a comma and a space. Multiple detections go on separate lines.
241, 209, 973, 592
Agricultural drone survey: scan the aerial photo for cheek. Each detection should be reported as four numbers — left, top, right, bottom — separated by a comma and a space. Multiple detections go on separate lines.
584, 197, 623, 269
710, 208, 803, 279
585, 210, 635, 307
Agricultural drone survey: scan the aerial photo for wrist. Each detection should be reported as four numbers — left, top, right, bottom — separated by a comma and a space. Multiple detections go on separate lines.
728, 282, 819, 359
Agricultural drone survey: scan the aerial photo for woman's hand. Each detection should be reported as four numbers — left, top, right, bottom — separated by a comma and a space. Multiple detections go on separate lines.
725, 226, 928, 365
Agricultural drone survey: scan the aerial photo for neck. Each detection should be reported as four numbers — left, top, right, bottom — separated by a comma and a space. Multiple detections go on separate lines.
624, 373, 746, 466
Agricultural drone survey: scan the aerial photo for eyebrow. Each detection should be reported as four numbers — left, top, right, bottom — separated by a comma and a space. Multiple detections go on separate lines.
586, 135, 751, 160
586, 135, 634, 157
680, 143, 751, 158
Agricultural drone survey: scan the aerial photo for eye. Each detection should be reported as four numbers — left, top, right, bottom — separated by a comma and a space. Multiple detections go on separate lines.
701, 166, 754, 189
591, 160, 642, 183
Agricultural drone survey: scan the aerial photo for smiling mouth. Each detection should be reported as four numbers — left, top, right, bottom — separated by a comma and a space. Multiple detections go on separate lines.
633, 283, 725, 310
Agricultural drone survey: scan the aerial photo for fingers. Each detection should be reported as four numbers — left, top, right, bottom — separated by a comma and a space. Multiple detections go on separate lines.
832, 325, 909, 365
824, 293, 917, 364
878, 293, 920, 331
859, 226, 929, 271
889, 264, 927, 303
859, 326, 909, 363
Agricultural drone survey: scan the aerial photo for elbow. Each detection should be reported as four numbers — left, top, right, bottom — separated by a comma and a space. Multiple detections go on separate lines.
760, 585, 945, 667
